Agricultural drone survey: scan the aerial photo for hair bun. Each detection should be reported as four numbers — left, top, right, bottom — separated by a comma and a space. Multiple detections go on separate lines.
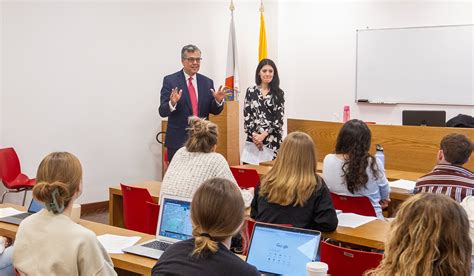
188, 117, 209, 138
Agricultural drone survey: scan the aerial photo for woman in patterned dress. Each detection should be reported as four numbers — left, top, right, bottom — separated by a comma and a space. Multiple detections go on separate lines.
244, 59, 285, 159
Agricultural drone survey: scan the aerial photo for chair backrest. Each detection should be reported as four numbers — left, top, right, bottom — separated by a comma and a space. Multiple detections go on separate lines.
145, 201, 160, 235
0, 148, 21, 183
120, 183, 154, 233
320, 240, 383, 276
330, 192, 377, 217
230, 167, 260, 189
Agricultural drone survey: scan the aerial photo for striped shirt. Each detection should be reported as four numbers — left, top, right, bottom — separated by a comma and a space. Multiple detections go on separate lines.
415, 164, 474, 202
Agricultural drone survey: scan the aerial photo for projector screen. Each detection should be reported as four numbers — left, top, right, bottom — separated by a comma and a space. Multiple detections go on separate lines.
356, 24, 473, 106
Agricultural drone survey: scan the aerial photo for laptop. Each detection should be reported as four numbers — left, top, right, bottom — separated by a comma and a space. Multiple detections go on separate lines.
246, 223, 321, 276
123, 194, 192, 259
402, 110, 446, 127
0, 198, 44, 225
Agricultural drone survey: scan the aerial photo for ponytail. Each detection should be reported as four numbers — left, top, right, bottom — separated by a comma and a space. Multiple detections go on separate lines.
192, 233, 219, 256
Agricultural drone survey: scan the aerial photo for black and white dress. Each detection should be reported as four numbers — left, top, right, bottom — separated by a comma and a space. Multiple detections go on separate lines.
243, 85, 284, 158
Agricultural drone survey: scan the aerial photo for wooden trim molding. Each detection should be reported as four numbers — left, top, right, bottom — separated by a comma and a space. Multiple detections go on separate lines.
80, 200, 108, 215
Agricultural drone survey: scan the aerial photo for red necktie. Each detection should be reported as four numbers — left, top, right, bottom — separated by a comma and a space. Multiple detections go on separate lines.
187, 77, 198, 116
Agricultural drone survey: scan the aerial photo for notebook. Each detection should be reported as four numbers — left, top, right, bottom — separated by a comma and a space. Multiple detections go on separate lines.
246, 223, 321, 276
122, 194, 192, 259
0, 198, 44, 225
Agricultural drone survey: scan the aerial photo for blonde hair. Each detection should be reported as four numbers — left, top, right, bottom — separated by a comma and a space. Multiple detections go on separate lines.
259, 131, 318, 206
33, 152, 82, 214
191, 178, 244, 256
185, 117, 218, 153
367, 193, 471, 276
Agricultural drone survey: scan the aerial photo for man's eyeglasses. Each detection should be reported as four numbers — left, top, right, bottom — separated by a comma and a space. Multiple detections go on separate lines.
183, 57, 202, 63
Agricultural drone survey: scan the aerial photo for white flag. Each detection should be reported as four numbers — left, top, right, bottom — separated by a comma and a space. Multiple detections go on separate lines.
225, 10, 239, 101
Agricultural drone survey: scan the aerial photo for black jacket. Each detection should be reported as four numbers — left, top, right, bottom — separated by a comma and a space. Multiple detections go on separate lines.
251, 176, 338, 232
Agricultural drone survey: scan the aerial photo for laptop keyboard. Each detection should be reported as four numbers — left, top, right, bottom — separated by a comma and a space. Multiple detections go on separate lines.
142, 240, 171, 251
11, 213, 31, 219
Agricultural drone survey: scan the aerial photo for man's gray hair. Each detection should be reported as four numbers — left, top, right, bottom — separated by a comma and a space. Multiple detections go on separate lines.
181, 44, 201, 59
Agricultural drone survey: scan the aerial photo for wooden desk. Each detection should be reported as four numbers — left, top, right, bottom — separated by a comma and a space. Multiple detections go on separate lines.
323, 219, 389, 250
109, 181, 161, 227
260, 160, 274, 167
0, 203, 156, 276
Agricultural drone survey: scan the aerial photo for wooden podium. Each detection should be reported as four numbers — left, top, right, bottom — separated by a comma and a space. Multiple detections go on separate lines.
161, 101, 240, 176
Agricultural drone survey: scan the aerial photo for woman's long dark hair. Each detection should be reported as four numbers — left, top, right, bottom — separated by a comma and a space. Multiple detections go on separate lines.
335, 119, 380, 193
255, 58, 285, 106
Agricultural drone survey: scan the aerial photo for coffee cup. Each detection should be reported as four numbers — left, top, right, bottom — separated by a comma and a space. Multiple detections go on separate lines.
306, 261, 328, 276
71, 203, 81, 223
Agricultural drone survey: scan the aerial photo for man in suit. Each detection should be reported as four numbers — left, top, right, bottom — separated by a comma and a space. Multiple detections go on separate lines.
159, 44, 226, 161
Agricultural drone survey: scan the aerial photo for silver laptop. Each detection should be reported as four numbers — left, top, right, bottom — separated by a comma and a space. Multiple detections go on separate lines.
123, 194, 192, 259
0, 198, 44, 225
246, 223, 321, 276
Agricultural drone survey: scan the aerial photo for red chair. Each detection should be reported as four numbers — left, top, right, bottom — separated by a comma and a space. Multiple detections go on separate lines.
320, 240, 383, 276
0, 148, 36, 205
230, 167, 260, 189
330, 192, 376, 217
146, 201, 160, 235
120, 183, 156, 234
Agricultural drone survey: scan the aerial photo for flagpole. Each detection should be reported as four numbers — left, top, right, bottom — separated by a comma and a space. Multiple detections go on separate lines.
258, 0, 267, 61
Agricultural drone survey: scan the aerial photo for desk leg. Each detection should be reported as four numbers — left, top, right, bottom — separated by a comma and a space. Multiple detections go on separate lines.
109, 193, 125, 228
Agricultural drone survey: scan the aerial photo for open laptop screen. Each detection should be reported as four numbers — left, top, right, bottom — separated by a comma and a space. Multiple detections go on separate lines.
29, 198, 44, 213
158, 197, 193, 241
246, 223, 321, 276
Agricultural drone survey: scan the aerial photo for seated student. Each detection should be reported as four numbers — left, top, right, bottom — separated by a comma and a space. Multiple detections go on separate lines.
367, 193, 471, 276
161, 116, 252, 206
415, 133, 473, 202
152, 178, 260, 276
0, 237, 14, 276
13, 152, 116, 276
461, 196, 474, 276
251, 131, 338, 232
323, 119, 390, 219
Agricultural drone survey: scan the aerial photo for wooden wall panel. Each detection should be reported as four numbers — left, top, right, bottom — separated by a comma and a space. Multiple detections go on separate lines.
288, 119, 474, 173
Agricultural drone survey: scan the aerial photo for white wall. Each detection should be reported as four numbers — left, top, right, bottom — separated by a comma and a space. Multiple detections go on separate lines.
0, 2, 3, 146
278, 1, 473, 124
0, 1, 277, 203
1, 1, 472, 203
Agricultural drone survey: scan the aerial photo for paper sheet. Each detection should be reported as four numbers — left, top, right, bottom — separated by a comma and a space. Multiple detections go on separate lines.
389, 179, 416, 192
97, 234, 141, 254
240, 141, 274, 165
337, 213, 377, 228
0, 208, 24, 218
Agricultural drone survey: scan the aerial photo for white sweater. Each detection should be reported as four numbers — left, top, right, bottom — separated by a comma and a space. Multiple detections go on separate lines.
161, 147, 253, 206
13, 209, 116, 276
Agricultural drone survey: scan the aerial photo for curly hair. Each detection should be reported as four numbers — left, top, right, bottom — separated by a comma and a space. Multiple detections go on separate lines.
335, 119, 381, 193
366, 193, 471, 276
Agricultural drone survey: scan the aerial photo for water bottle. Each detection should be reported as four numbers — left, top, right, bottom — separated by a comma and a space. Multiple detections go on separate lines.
375, 144, 385, 168
343, 105, 350, 123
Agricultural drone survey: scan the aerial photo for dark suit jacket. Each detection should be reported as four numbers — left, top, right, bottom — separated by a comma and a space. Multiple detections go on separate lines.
159, 70, 224, 150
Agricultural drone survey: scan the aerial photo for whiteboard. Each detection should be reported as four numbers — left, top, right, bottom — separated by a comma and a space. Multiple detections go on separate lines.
356, 25, 474, 106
